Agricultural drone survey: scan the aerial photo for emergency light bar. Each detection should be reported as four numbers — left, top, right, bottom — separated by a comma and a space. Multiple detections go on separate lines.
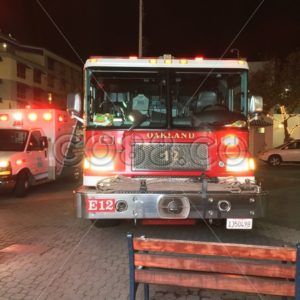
0, 110, 65, 125
85, 55, 248, 70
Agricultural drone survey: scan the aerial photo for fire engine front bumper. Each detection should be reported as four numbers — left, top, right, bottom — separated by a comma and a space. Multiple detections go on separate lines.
75, 180, 267, 220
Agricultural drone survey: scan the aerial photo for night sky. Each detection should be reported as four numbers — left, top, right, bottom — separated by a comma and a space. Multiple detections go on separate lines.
1, 0, 299, 66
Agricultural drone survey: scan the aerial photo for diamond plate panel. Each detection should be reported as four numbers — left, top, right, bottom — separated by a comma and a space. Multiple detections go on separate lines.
132, 143, 208, 171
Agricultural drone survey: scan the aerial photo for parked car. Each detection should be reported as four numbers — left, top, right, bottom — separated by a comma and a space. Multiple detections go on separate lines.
258, 139, 300, 166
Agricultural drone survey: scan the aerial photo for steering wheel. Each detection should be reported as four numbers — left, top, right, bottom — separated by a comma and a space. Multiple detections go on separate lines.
201, 104, 229, 112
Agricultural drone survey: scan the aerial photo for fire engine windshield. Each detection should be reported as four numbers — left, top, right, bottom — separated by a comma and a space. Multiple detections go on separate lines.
0, 129, 28, 152
86, 68, 247, 129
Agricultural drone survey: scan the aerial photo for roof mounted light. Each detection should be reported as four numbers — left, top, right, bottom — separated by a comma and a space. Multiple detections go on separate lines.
149, 58, 157, 64
129, 56, 138, 60
0, 114, 8, 121
43, 112, 52, 121
179, 59, 188, 64
13, 112, 23, 121
163, 54, 173, 64
195, 56, 204, 61
28, 113, 37, 121
89, 57, 98, 63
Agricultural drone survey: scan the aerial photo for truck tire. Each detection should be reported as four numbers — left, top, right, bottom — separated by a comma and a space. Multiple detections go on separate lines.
268, 155, 282, 166
15, 171, 30, 198
91, 219, 121, 228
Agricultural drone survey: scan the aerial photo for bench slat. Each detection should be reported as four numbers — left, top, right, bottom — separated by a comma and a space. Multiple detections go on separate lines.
134, 253, 296, 279
133, 238, 296, 262
135, 269, 295, 297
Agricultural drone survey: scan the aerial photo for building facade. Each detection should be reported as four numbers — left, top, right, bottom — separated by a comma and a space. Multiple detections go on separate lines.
0, 33, 82, 109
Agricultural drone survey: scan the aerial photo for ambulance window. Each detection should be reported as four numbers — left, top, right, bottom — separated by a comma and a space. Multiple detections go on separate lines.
0, 129, 28, 151
27, 131, 43, 151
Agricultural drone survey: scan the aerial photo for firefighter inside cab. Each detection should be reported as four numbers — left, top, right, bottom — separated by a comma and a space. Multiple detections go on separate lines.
68, 55, 266, 230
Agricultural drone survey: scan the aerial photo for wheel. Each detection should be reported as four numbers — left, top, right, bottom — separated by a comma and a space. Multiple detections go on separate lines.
15, 171, 30, 197
91, 219, 121, 228
268, 155, 282, 166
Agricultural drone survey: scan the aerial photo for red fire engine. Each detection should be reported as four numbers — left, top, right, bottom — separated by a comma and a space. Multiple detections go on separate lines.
68, 55, 266, 229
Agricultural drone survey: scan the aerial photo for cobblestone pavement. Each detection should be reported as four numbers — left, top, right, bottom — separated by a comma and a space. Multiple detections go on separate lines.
0, 177, 299, 300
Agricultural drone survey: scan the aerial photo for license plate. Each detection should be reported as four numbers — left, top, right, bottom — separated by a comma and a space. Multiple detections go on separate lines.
226, 218, 253, 230
86, 199, 115, 213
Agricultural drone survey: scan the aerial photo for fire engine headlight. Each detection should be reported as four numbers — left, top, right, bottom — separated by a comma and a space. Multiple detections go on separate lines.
226, 157, 255, 172
84, 156, 114, 171
222, 135, 239, 146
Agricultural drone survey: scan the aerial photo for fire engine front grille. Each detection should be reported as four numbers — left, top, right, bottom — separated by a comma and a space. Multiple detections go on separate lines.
132, 143, 209, 171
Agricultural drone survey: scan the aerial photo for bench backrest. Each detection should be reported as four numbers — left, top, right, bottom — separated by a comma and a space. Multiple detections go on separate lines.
127, 233, 300, 299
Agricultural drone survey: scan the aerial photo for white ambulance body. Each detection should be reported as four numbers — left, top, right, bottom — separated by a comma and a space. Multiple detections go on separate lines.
0, 108, 79, 197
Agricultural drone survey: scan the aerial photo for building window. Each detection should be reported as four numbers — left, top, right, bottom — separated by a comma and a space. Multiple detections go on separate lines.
60, 64, 65, 75
17, 83, 26, 98
60, 79, 66, 91
47, 57, 55, 71
47, 75, 54, 88
33, 69, 42, 84
33, 88, 43, 101
17, 62, 26, 79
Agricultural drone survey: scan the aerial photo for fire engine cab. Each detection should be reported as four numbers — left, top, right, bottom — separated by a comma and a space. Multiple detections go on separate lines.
68, 55, 267, 229
0, 108, 80, 197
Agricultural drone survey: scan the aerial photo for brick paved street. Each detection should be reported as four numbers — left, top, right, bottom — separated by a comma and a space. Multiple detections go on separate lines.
0, 173, 299, 300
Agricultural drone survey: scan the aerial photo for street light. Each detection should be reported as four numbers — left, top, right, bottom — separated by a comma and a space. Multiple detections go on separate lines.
138, 0, 143, 58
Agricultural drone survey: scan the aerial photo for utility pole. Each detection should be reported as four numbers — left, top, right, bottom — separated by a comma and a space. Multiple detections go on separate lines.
138, 0, 143, 58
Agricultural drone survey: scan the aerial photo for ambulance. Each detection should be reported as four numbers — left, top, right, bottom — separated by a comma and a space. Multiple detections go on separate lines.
0, 108, 82, 197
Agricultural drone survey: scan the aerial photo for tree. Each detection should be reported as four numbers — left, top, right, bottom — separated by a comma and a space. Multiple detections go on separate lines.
249, 59, 282, 112
249, 50, 300, 143
268, 106, 300, 142
249, 50, 300, 113
281, 51, 300, 112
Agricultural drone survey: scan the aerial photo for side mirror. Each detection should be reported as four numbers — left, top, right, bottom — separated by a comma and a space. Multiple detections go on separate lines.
249, 95, 263, 113
67, 93, 82, 115
39, 136, 48, 149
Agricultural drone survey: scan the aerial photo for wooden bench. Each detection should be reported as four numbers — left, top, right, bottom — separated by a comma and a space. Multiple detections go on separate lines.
127, 233, 300, 300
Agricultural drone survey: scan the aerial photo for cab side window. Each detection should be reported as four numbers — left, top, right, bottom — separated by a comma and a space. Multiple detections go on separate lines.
27, 131, 43, 151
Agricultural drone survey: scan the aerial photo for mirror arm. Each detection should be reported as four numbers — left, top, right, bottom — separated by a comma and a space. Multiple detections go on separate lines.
71, 114, 84, 123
